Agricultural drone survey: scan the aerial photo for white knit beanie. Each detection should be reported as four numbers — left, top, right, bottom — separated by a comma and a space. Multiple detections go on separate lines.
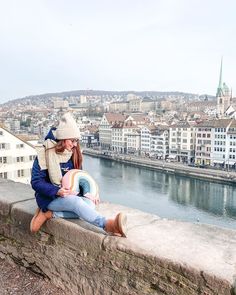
56, 113, 80, 140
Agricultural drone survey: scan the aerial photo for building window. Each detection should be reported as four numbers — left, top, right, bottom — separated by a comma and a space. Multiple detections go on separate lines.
0, 157, 7, 163
17, 169, 24, 177
16, 157, 24, 162
0, 172, 7, 179
16, 144, 24, 149
0, 131, 3, 136
0, 143, 6, 149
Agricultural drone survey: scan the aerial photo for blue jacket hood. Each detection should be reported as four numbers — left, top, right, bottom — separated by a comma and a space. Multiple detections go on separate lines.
44, 127, 58, 142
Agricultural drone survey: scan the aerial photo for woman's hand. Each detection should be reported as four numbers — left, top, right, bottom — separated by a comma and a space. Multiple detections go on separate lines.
84, 192, 100, 205
57, 188, 77, 197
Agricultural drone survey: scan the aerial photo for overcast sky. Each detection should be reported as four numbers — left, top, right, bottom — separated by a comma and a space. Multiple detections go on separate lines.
0, 0, 236, 103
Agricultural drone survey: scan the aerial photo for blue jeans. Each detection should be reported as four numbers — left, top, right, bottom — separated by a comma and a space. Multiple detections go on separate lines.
47, 195, 106, 229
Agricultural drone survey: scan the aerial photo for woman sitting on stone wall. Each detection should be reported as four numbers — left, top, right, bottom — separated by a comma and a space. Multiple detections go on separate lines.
30, 112, 127, 237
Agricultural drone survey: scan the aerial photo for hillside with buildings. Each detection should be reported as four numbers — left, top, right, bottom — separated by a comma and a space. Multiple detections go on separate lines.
1, 61, 236, 183
0, 89, 214, 108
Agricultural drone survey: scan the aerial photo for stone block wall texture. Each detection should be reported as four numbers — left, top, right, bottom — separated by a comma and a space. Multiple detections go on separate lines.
0, 178, 236, 295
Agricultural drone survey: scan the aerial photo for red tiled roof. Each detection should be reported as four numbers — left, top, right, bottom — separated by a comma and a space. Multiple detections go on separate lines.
105, 113, 126, 123
196, 119, 232, 128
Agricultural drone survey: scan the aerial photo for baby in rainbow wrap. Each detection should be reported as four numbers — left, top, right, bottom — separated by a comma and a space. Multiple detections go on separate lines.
62, 169, 100, 205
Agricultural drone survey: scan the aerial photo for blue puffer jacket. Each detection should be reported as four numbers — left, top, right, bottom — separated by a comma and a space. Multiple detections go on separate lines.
31, 127, 74, 212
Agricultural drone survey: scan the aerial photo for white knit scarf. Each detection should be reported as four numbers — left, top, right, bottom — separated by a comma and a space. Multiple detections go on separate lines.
36, 139, 72, 186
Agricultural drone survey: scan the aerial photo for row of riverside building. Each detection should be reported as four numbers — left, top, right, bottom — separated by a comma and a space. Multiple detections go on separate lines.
98, 113, 236, 168
1, 113, 236, 185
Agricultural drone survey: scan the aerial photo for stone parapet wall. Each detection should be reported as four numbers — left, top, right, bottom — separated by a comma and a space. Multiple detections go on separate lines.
0, 178, 236, 295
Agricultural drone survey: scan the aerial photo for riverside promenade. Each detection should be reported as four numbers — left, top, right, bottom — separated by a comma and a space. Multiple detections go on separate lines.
83, 148, 236, 185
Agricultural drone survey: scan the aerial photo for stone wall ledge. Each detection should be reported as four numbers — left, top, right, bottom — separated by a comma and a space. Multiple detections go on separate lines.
0, 178, 236, 295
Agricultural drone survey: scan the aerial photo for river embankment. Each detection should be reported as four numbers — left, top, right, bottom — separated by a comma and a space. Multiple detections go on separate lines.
83, 148, 236, 185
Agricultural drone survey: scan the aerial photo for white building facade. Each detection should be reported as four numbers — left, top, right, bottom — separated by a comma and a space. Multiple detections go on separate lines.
111, 121, 137, 153
140, 126, 154, 154
227, 120, 236, 167
99, 113, 125, 149
126, 130, 141, 154
0, 126, 37, 184
195, 119, 235, 168
151, 128, 169, 159
195, 123, 213, 166
169, 122, 196, 163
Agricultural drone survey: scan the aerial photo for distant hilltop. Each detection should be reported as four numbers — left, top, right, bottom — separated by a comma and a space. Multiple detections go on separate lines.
1, 89, 215, 106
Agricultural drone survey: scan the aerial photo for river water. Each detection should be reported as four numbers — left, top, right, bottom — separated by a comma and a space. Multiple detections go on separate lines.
84, 155, 236, 230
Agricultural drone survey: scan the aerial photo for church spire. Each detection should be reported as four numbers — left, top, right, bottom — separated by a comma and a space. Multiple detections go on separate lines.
216, 57, 232, 117
216, 57, 223, 96
218, 57, 223, 88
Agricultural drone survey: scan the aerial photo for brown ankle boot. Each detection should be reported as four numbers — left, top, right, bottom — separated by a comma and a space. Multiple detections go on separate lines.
105, 213, 127, 237
30, 209, 53, 233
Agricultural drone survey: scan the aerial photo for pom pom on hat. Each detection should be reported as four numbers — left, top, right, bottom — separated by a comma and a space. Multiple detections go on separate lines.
56, 112, 80, 140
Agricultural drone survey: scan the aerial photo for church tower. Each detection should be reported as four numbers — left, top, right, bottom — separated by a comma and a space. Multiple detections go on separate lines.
216, 58, 232, 117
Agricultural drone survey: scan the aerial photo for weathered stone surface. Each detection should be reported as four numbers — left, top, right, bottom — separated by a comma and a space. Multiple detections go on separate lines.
0, 179, 34, 216
45, 218, 105, 250
0, 181, 236, 295
11, 199, 37, 227
98, 203, 236, 283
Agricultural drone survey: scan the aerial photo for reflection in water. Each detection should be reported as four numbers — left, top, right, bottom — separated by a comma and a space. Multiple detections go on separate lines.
169, 177, 228, 215
225, 193, 236, 217
84, 155, 236, 229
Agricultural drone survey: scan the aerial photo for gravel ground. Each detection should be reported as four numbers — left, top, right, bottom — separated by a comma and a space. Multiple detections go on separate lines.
0, 258, 66, 295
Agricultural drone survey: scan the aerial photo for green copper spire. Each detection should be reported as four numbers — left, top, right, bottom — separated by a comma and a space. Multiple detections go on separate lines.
216, 57, 223, 96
